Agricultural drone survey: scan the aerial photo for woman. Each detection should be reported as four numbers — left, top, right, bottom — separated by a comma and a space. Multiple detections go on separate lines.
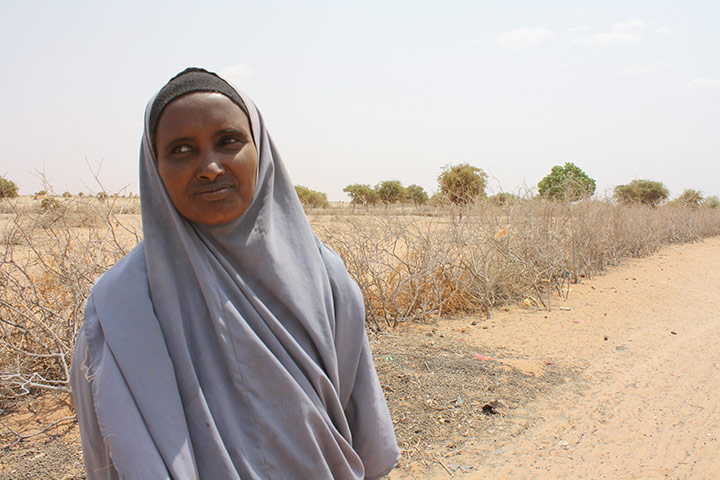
71, 67, 399, 479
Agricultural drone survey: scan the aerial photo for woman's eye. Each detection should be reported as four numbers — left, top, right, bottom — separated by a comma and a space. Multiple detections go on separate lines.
221, 137, 240, 147
172, 145, 192, 154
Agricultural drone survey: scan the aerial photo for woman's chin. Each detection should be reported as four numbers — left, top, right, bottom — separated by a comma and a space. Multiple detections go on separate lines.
183, 197, 250, 225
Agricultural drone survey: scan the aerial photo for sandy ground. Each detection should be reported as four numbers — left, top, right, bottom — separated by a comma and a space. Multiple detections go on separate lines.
410, 236, 720, 479
1, 237, 719, 479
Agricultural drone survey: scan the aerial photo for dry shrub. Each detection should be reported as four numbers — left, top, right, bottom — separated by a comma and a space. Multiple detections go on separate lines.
0, 196, 141, 406
2, 193, 719, 407
316, 199, 720, 329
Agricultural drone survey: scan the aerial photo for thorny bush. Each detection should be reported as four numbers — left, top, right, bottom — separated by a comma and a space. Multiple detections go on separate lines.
316, 200, 720, 328
1, 195, 720, 408
0, 196, 140, 408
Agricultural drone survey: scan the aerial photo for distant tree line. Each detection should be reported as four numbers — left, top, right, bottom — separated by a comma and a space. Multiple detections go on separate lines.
343, 181, 429, 206
2, 171, 718, 210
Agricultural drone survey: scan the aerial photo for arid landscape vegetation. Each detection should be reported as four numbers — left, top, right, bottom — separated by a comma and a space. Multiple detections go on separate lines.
1, 174, 720, 478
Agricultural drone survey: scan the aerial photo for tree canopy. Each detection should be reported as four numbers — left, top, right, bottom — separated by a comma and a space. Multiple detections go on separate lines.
537, 163, 596, 201
437, 164, 487, 205
375, 180, 406, 204
675, 189, 703, 209
294, 185, 328, 208
343, 184, 379, 205
405, 184, 428, 205
614, 180, 669, 207
0, 176, 19, 198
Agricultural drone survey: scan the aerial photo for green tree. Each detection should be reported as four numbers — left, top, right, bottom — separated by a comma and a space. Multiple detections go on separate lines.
676, 189, 703, 209
294, 185, 329, 208
614, 180, 669, 207
437, 163, 487, 205
343, 184, 379, 206
375, 180, 406, 204
537, 162, 596, 201
0, 176, 19, 198
405, 184, 428, 205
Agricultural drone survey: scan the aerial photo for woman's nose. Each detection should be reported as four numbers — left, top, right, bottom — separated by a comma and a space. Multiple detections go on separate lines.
197, 153, 225, 181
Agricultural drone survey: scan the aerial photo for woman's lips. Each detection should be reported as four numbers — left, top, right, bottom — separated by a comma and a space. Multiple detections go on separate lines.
193, 183, 234, 200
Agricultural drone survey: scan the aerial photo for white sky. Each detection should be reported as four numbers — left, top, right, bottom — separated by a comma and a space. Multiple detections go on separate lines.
2, 0, 719, 201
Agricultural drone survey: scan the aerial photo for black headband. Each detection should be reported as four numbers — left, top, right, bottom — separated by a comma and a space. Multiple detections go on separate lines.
149, 67, 251, 148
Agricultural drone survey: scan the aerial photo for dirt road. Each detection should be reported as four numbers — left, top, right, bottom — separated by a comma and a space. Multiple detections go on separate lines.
426, 237, 720, 479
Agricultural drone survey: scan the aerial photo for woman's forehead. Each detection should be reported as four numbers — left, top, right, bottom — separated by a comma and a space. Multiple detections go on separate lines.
164, 92, 244, 116
156, 93, 251, 137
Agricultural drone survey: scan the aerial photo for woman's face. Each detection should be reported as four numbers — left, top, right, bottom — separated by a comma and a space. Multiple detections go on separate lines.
155, 92, 258, 225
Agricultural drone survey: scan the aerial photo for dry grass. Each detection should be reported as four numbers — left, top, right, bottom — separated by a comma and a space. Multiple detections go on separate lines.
1, 194, 719, 428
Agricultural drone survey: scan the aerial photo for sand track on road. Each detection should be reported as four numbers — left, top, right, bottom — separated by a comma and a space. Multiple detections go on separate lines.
430, 237, 720, 479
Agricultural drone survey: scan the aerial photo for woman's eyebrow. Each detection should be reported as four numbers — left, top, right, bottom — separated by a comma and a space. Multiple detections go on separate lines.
215, 128, 252, 140
166, 136, 194, 145
215, 128, 245, 135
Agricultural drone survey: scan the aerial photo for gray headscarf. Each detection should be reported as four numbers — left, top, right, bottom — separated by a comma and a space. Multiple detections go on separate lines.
71, 68, 399, 479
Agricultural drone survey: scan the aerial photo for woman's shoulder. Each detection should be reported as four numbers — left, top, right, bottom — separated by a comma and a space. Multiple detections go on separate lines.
316, 239, 355, 287
82, 242, 148, 338
83, 240, 158, 348
315, 238, 364, 309
316, 240, 345, 276
91, 242, 147, 298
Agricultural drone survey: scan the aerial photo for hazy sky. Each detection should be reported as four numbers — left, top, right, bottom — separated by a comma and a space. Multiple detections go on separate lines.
2, 1, 718, 201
